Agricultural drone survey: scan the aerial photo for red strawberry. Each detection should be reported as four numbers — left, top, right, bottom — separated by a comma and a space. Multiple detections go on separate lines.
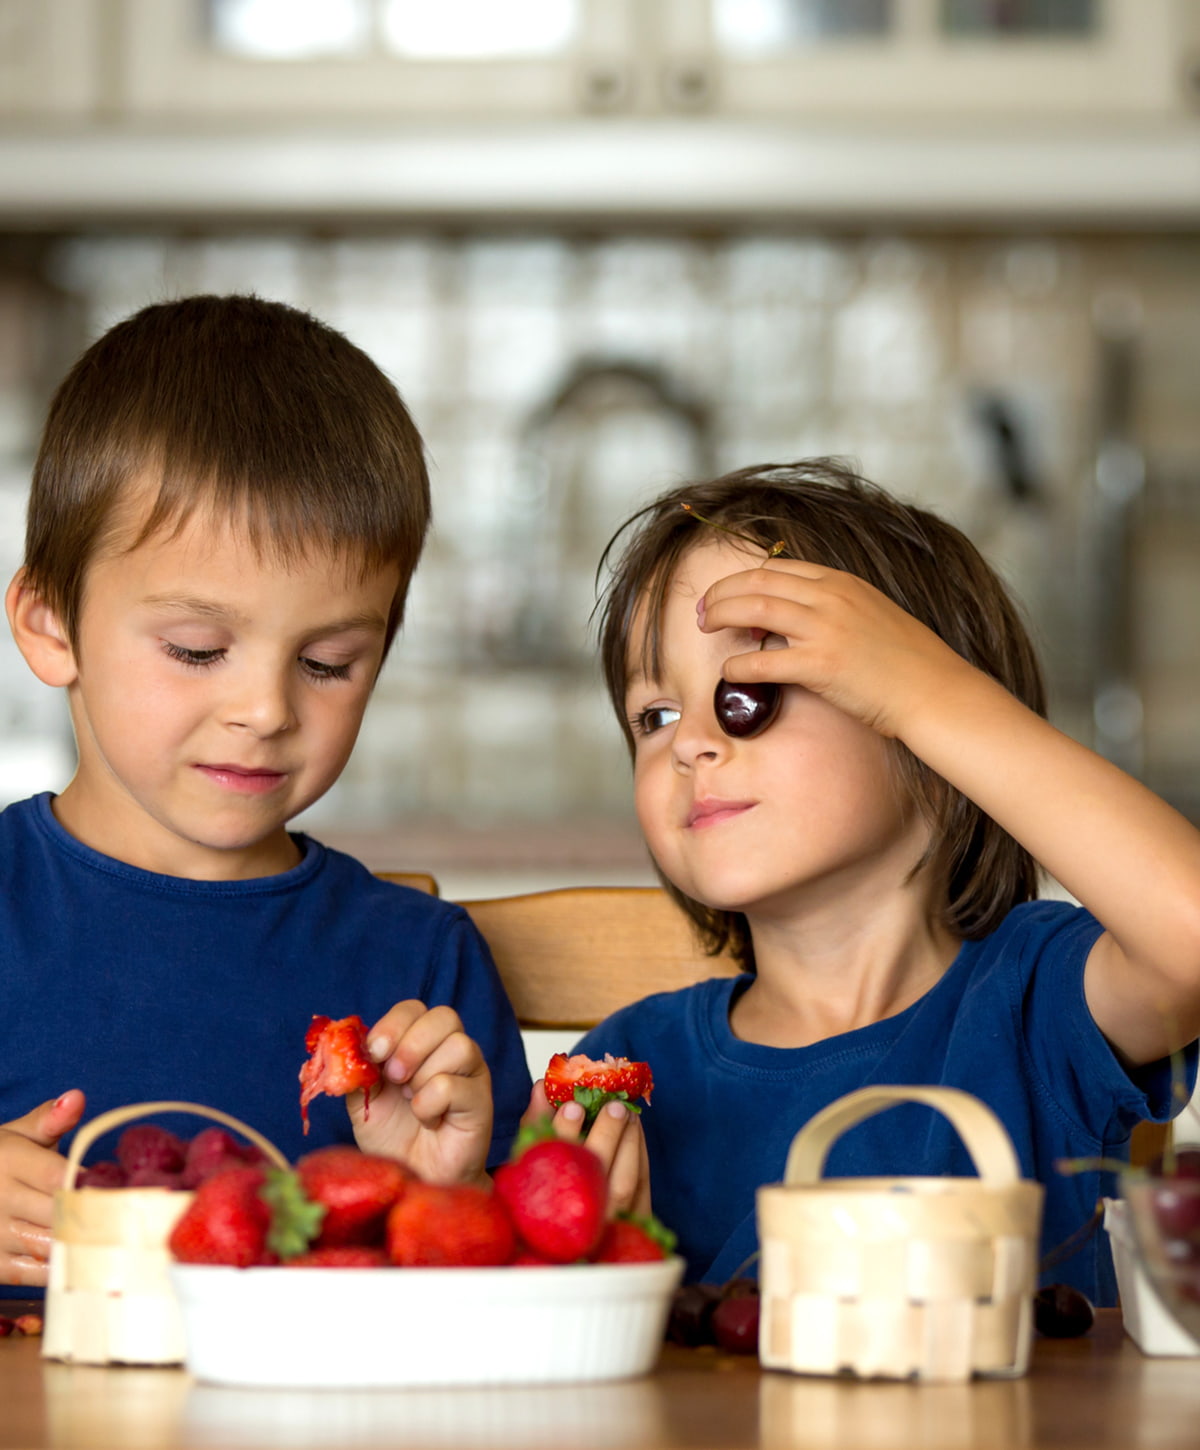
493, 1132, 607, 1263
297, 1146, 411, 1248
591, 1214, 675, 1264
386, 1183, 515, 1267
299, 1014, 382, 1135
168, 1166, 273, 1267
543, 1053, 654, 1126
168, 1165, 324, 1267
117, 1124, 187, 1176
285, 1245, 389, 1268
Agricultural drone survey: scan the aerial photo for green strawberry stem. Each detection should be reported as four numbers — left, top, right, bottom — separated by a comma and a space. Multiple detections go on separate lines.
572, 1085, 642, 1130
617, 1210, 678, 1256
260, 1168, 327, 1260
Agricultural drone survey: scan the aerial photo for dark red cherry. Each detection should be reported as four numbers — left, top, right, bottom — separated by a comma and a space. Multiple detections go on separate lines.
714, 679, 781, 738
1033, 1283, 1095, 1338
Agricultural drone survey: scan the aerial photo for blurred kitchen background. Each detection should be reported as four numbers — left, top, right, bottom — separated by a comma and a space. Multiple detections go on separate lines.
1, 0, 1199, 899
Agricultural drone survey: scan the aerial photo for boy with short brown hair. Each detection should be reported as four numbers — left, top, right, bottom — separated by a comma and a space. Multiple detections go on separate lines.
0, 294, 531, 1292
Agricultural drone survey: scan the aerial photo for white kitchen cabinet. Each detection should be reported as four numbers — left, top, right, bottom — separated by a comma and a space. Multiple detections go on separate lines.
6, 0, 1196, 124
0, 0, 103, 118
116, 0, 645, 119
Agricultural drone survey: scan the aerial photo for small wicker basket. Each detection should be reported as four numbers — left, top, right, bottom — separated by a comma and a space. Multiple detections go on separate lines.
42, 1101, 287, 1366
757, 1085, 1044, 1383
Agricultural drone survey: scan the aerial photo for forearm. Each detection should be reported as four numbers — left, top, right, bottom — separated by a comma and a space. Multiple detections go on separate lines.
899, 657, 1200, 1048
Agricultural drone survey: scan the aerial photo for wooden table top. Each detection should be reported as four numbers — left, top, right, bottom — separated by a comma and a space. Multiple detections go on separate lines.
1, 1310, 1197, 1450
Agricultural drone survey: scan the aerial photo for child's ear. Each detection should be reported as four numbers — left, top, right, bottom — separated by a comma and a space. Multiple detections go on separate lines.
5, 569, 79, 687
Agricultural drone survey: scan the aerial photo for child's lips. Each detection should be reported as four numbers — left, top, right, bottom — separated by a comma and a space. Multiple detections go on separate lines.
196, 763, 288, 795
687, 798, 755, 830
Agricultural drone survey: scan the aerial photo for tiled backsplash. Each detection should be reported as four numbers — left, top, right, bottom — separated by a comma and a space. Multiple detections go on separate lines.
1, 228, 1198, 861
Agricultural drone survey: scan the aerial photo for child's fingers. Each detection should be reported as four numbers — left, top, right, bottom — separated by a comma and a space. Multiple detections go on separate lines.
406, 1065, 492, 1134
1, 1091, 86, 1155
0, 1248, 50, 1289
366, 999, 429, 1065
521, 1080, 552, 1126
372, 1003, 477, 1085
399, 1031, 487, 1098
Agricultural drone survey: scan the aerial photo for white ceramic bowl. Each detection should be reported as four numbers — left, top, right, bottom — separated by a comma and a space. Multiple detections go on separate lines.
169, 1257, 684, 1388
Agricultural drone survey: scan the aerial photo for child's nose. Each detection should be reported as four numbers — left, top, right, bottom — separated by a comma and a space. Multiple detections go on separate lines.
670, 701, 726, 772
224, 669, 297, 737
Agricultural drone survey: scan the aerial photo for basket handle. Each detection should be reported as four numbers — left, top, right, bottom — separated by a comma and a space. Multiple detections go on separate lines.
784, 1086, 1023, 1187
63, 1101, 289, 1189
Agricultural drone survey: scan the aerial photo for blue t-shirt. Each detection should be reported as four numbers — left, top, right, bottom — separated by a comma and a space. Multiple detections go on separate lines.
574, 900, 1197, 1307
0, 794, 532, 1265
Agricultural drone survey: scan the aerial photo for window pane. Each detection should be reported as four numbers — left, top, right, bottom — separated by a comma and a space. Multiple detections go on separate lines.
941, 0, 1096, 35
381, 0, 578, 58
207, 0, 370, 58
713, 0, 891, 54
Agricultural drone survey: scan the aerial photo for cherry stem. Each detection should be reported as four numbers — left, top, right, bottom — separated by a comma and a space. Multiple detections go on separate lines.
680, 502, 787, 560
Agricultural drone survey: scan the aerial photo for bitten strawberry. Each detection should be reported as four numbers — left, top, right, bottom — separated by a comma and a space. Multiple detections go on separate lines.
543, 1052, 654, 1126
299, 1014, 382, 1135
297, 1146, 410, 1247
592, 1213, 675, 1264
386, 1182, 515, 1267
493, 1126, 608, 1263
168, 1165, 324, 1267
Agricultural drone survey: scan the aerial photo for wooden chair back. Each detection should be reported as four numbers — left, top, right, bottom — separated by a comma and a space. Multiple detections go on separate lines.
378, 874, 737, 1030
458, 886, 740, 1030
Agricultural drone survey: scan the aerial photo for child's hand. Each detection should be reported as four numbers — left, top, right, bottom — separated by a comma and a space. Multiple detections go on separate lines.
355, 1003, 492, 1189
0, 1090, 85, 1288
699, 560, 973, 742
524, 1080, 652, 1219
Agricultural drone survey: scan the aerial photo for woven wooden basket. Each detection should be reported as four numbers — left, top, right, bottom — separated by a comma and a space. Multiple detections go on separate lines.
42, 1101, 287, 1366
757, 1086, 1044, 1383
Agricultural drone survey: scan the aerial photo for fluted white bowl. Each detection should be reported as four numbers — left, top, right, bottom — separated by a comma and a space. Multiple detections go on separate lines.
170, 1256, 684, 1388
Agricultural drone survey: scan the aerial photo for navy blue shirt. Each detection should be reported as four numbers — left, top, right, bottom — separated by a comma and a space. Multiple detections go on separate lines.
575, 900, 1196, 1306
0, 793, 532, 1294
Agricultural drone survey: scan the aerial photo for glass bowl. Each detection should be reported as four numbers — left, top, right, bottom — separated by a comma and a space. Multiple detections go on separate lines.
1122, 1176, 1200, 1343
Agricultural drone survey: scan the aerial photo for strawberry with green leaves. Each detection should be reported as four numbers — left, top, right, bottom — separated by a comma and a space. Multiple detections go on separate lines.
542, 1052, 654, 1128
299, 1014, 382, 1135
592, 1213, 676, 1264
493, 1119, 608, 1263
168, 1164, 325, 1268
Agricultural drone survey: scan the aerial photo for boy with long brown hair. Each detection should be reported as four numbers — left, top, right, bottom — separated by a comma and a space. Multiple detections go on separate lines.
558, 459, 1200, 1304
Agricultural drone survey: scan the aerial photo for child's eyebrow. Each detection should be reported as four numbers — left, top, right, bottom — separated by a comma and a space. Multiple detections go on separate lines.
142, 595, 389, 635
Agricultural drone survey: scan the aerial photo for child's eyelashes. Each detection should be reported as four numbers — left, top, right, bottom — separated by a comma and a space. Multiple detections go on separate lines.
161, 641, 353, 682
629, 705, 681, 737
299, 656, 352, 682
163, 642, 224, 669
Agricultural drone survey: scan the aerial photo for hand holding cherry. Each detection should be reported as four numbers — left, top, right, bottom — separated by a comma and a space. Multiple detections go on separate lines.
681, 503, 787, 740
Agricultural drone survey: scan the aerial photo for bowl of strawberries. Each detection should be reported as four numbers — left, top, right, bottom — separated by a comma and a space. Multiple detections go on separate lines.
167, 1047, 680, 1388
168, 1132, 681, 1388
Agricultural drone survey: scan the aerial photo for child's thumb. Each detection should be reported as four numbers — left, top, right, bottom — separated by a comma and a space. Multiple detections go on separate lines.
21, 1089, 86, 1149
